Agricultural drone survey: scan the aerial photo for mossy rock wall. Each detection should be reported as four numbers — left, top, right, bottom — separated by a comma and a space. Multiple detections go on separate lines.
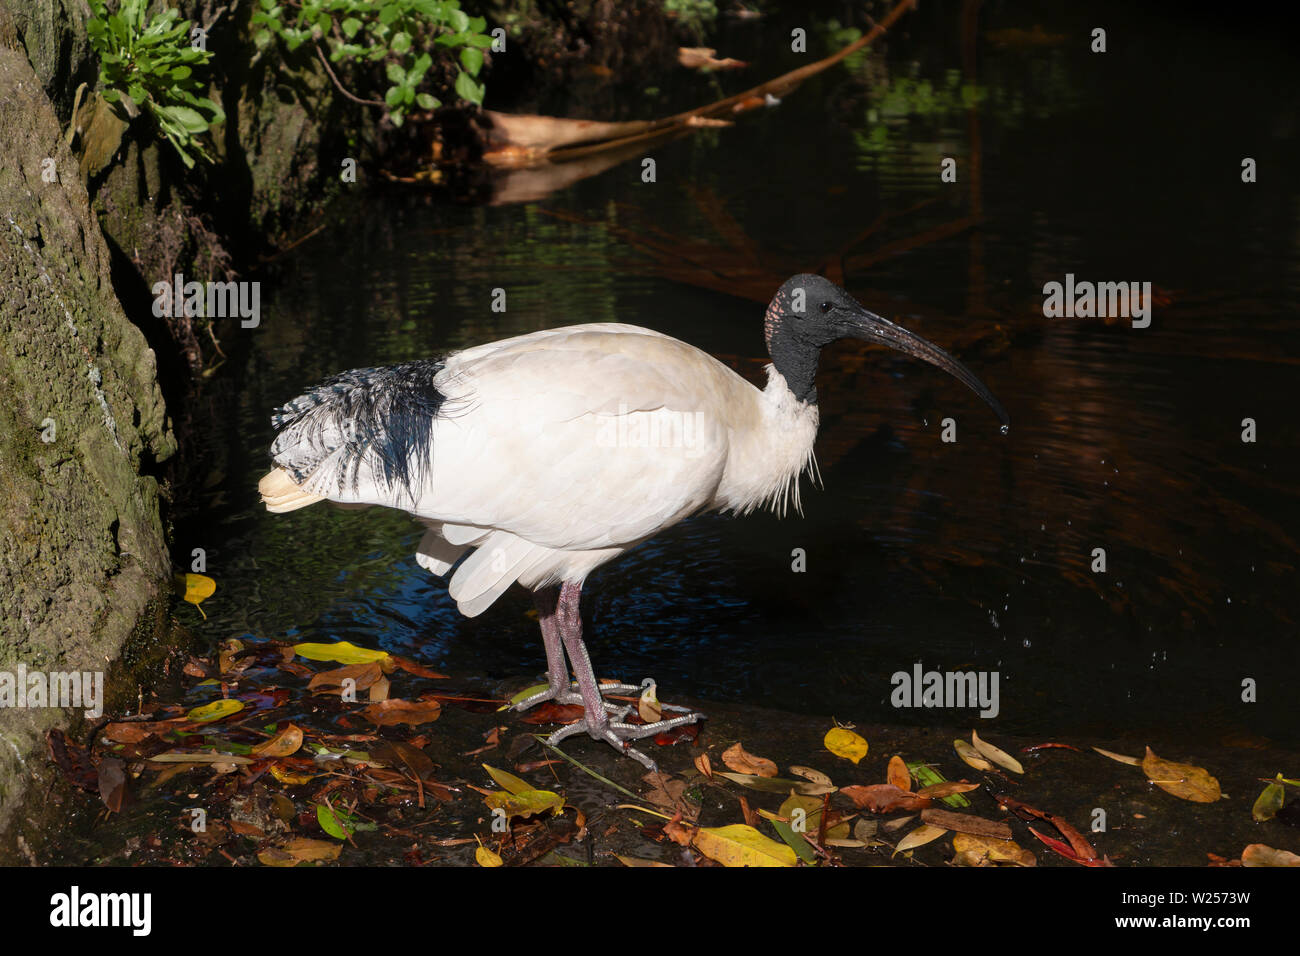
0, 11, 176, 838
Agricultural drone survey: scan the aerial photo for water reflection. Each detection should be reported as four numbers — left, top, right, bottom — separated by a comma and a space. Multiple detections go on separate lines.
183, 4, 1299, 749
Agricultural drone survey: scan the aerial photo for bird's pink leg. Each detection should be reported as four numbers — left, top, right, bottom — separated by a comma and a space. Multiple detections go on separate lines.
546, 580, 703, 771
512, 586, 639, 714
534, 586, 568, 696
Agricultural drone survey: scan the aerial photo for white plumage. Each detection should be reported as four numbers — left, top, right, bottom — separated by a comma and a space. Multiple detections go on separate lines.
259, 275, 1006, 767
261, 322, 819, 617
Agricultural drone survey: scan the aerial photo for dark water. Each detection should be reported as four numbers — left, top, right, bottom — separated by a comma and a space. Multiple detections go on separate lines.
180, 2, 1299, 751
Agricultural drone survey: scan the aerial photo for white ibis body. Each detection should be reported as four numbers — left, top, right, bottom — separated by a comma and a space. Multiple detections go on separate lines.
259, 275, 1008, 768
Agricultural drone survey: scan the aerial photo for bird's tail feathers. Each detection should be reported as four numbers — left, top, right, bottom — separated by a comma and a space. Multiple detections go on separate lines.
268, 358, 448, 507
259, 467, 326, 513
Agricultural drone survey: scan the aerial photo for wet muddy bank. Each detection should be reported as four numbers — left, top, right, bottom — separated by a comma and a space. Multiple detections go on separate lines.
17, 639, 1300, 867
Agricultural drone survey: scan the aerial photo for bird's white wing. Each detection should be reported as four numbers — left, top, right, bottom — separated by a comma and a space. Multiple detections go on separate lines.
420, 326, 759, 551
263, 323, 769, 615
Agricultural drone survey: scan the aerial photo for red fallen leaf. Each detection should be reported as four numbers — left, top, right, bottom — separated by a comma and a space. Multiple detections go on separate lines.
518, 702, 584, 725
237, 687, 291, 711
998, 793, 1100, 862
1207, 852, 1243, 867
427, 694, 503, 714
639, 821, 668, 842
515, 759, 562, 773
655, 722, 700, 746
841, 784, 932, 813
1020, 743, 1083, 753
46, 728, 98, 793
391, 656, 449, 679
1029, 827, 1114, 867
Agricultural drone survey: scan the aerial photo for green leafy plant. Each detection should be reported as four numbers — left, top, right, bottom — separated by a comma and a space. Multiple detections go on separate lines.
251, 0, 494, 126
663, 0, 718, 39
86, 0, 226, 168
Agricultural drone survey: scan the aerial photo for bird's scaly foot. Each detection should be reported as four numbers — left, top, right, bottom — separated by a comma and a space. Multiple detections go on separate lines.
544, 703, 704, 771
512, 679, 646, 720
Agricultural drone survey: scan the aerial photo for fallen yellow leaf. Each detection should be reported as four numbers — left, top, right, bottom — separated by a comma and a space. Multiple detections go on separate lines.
824, 727, 868, 764
182, 573, 216, 619
185, 699, 244, 723
693, 824, 797, 867
293, 640, 390, 665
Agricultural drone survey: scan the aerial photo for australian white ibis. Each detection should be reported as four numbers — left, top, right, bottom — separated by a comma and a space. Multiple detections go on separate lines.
259, 275, 1008, 769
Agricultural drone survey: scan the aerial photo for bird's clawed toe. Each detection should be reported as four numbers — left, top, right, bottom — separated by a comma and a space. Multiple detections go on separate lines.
543, 709, 705, 772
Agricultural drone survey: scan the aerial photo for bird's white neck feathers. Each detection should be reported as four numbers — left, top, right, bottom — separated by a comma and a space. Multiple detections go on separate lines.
713, 364, 820, 518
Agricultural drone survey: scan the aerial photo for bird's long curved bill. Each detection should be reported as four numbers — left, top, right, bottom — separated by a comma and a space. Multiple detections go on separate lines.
850, 310, 1010, 428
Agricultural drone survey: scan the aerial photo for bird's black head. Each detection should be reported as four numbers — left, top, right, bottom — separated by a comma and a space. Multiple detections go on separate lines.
764, 273, 1009, 427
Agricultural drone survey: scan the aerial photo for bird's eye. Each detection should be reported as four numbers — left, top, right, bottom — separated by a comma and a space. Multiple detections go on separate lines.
819, 301, 833, 314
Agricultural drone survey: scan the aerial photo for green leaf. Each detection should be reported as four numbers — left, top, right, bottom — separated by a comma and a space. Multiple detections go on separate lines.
460, 46, 482, 77
341, 17, 362, 38
386, 61, 406, 84
391, 31, 411, 54
767, 817, 817, 864
416, 92, 438, 110
385, 85, 404, 108
1254, 780, 1286, 823
454, 70, 482, 105
316, 803, 353, 840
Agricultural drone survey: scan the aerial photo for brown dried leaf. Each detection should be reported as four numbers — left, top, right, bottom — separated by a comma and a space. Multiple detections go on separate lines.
359, 698, 442, 727
251, 723, 303, 758
308, 661, 384, 696
1141, 747, 1221, 803
916, 781, 981, 799
1241, 844, 1300, 867
887, 755, 911, 791
790, 765, 833, 788
721, 742, 778, 778
840, 784, 931, 813
920, 808, 1011, 840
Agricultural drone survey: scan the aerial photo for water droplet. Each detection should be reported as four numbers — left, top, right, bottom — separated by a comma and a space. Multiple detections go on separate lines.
999, 424, 1009, 436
